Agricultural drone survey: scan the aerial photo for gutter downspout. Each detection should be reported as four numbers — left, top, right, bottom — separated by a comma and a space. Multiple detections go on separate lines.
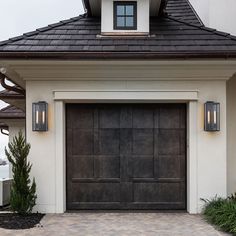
0, 72, 25, 95
0, 128, 9, 136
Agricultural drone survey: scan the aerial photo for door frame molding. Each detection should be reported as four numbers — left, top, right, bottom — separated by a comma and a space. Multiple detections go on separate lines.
54, 90, 198, 213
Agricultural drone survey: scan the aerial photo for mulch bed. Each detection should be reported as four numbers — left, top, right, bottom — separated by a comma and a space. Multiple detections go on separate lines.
0, 213, 45, 230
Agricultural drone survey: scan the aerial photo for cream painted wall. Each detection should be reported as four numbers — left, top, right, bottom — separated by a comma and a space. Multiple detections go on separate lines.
101, 0, 149, 34
188, 0, 236, 196
189, 0, 236, 36
227, 74, 236, 195
25, 73, 227, 213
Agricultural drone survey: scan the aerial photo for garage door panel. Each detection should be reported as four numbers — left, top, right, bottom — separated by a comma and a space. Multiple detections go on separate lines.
71, 155, 94, 178
66, 104, 186, 210
159, 107, 181, 129
158, 155, 182, 179
99, 107, 120, 128
132, 129, 154, 155
133, 183, 159, 202
72, 129, 94, 155
120, 107, 132, 128
120, 129, 132, 155
70, 183, 121, 203
66, 128, 73, 156
180, 130, 186, 154
94, 155, 120, 178
158, 183, 183, 202
158, 129, 184, 155
133, 107, 154, 128
133, 183, 183, 203
67, 106, 94, 129
132, 155, 154, 178
180, 107, 186, 129
94, 129, 120, 155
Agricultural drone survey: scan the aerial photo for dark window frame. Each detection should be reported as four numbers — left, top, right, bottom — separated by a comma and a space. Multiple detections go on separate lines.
113, 1, 137, 30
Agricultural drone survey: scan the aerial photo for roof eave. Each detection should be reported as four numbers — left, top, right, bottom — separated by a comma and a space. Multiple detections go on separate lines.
0, 116, 25, 119
1, 51, 236, 60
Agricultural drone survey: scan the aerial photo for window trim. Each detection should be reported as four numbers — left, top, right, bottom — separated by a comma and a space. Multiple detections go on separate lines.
113, 1, 137, 30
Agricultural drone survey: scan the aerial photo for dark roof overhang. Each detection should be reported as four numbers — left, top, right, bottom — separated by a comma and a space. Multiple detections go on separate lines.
1, 51, 236, 60
0, 73, 25, 95
0, 122, 8, 130
0, 122, 9, 135
0, 105, 25, 119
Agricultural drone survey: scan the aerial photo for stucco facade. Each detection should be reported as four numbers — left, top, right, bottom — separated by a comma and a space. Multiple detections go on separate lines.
9, 60, 232, 213
0, 0, 236, 215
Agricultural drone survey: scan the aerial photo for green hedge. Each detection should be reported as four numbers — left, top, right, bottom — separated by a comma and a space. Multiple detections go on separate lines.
202, 194, 236, 235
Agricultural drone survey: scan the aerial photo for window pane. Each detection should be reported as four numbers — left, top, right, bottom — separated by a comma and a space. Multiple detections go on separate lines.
117, 17, 125, 27
126, 5, 134, 16
126, 17, 134, 27
117, 5, 125, 15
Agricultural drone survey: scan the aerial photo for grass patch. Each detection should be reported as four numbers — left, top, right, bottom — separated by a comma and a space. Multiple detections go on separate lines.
202, 194, 236, 235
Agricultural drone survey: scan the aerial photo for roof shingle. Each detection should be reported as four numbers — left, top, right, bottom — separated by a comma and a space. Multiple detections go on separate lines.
0, 0, 236, 59
0, 105, 25, 119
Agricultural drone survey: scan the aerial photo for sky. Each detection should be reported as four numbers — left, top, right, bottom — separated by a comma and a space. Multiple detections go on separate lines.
0, 0, 85, 159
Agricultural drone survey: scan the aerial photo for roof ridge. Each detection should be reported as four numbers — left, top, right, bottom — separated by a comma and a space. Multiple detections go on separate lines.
0, 14, 86, 47
166, 15, 236, 41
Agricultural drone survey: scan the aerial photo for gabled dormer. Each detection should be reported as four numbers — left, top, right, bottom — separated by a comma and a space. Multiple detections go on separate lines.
83, 0, 166, 35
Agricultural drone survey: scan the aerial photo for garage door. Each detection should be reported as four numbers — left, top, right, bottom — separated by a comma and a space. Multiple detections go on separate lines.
66, 104, 186, 210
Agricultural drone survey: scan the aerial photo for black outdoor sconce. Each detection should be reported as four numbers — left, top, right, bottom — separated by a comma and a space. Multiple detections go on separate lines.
32, 101, 48, 132
204, 101, 220, 132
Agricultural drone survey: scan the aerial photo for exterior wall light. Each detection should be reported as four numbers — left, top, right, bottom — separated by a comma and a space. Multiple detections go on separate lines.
32, 101, 48, 132
204, 101, 220, 132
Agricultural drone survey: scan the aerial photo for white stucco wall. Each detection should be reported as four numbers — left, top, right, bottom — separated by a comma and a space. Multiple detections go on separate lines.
101, 0, 149, 34
22, 61, 229, 213
189, 0, 236, 36
227, 74, 236, 195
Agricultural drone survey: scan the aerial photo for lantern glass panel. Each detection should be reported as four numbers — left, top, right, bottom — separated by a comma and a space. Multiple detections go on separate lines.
32, 102, 48, 131
204, 102, 220, 131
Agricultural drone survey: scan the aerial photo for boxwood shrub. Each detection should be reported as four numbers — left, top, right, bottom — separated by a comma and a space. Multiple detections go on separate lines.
202, 194, 236, 235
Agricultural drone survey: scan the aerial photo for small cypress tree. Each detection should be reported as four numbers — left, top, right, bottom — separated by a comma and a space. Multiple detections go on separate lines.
5, 131, 37, 215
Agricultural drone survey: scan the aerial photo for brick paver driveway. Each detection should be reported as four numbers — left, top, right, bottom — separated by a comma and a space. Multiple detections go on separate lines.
0, 213, 230, 236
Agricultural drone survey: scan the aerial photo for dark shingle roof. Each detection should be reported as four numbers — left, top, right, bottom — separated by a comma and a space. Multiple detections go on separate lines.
0, 122, 8, 130
0, 88, 25, 99
0, 0, 236, 59
0, 105, 25, 119
166, 0, 203, 25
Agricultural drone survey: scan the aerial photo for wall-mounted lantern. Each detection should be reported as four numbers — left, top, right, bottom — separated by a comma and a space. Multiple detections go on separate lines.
204, 101, 220, 132
32, 101, 48, 132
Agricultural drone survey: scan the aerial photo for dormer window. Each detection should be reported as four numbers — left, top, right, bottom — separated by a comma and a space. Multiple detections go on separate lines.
114, 1, 137, 30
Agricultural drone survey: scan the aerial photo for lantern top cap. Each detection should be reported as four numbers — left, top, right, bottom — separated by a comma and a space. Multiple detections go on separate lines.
205, 101, 220, 104
33, 101, 47, 104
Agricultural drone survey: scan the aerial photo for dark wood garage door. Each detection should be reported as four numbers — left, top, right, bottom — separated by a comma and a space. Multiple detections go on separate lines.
66, 104, 186, 210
